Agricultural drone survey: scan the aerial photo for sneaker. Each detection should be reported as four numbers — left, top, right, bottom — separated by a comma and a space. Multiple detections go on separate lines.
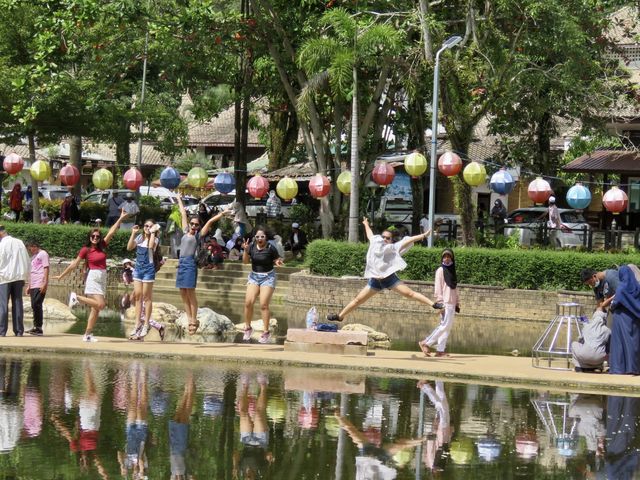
68, 292, 79, 309
129, 323, 142, 338
258, 332, 271, 344
138, 325, 149, 339
82, 334, 98, 343
326, 313, 342, 322
242, 326, 253, 341
29, 328, 43, 336
432, 302, 444, 310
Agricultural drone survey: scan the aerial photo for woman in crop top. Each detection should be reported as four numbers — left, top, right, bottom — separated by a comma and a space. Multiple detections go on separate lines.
241, 228, 283, 344
55, 209, 128, 342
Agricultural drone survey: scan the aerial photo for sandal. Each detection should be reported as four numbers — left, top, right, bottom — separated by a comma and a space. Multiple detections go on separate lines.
434, 351, 450, 357
242, 326, 253, 341
418, 341, 431, 357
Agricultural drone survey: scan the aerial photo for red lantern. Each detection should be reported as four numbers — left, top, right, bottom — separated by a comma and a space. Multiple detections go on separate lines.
371, 163, 395, 186
527, 177, 552, 204
309, 173, 330, 198
247, 174, 269, 200
3, 153, 24, 175
59, 164, 80, 187
437, 151, 462, 177
602, 186, 628, 214
123, 167, 144, 191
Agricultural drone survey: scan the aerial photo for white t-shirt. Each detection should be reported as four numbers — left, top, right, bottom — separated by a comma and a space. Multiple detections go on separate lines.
364, 235, 407, 279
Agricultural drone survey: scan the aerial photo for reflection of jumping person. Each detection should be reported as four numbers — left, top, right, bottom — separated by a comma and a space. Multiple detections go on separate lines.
170, 372, 195, 480
417, 380, 452, 472
118, 363, 149, 479
327, 218, 439, 323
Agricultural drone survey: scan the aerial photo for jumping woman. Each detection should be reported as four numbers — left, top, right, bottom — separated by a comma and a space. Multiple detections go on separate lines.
55, 209, 128, 342
326, 217, 441, 322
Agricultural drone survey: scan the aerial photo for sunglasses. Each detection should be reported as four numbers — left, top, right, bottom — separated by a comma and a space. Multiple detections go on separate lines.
90, 234, 101, 239
382, 235, 392, 240
144, 224, 153, 228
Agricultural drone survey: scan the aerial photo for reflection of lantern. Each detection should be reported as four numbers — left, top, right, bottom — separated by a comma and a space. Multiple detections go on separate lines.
438, 151, 462, 177
450, 437, 474, 464
266, 398, 286, 423
527, 177, 552, 204
404, 152, 427, 177
337, 171, 351, 195
603, 186, 628, 214
477, 438, 502, 463
3, 153, 24, 175
59, 164, 80, 186
123, 167, 143, 191
566, 183, 591, 210
187, 166, 208, 188
276, 176, 298, 201
92, 168, 113, 190
30, 160, 51, 182
214, 171, 235, 194
247, 174, 269, 200
372, 163, 395, 186
160, 167, 181, 189
463, 161, 486, 187
309, 173, 330, 198
489, 168, 514, 195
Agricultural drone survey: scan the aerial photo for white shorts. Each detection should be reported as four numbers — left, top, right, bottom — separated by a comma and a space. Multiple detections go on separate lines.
84, 269, 107, 296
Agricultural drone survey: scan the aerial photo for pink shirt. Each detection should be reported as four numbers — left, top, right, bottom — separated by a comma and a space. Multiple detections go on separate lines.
30, 249, 49, 289
434, 267, 458, 305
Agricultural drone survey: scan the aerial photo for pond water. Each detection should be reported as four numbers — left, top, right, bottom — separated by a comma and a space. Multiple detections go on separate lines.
0, 354, 634, 479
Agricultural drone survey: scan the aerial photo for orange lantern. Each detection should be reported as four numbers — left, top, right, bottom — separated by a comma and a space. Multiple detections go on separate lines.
3, 153, 24, 175
59, 164, 80, 186
372, 163, 395, 186
438, 151, 462, 177
309, 174, 330, 198
123, 167, 144, 191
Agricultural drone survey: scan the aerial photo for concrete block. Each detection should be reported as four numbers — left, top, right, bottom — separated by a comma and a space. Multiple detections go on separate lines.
284, 370, 365, 393
286, 328, 368, 346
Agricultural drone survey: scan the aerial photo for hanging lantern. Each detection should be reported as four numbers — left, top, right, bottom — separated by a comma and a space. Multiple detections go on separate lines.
247, 174, 269, 200
404, 152, 427, 178
187, 166, 208, 188
438, 151, 462, 177
123, 167, 144, 191
337, 171, 352, 195
59, 164, 80, 187
92, 168, 113, 190
276, 176, 298, 201
159, 167, 181, 189
566, 183, 592, 210
463, 161, 487, 187
372, 163, 396, 187
309, 173, 331, 198
214, 171, 235, 194
527, 177, 552, 204
3, 153, 24, 175
30, 160, 51, 182
489, 168, 515, 195
603, 186, 628, 215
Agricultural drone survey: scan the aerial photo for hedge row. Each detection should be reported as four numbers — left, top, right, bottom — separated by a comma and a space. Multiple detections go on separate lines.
306, 240, 640, 291
3, 222, 131, 259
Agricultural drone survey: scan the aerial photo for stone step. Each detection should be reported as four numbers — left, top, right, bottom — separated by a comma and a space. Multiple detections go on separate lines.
284, 328, 368, 355
154, 268, 294, 282
161, 259, 301, 275
152, 286, 288, 303
153, 277, 291, 291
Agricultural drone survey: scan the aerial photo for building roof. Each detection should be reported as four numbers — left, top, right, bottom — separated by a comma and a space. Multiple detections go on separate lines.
562, 149, 640, 174
262, 162, 316, 181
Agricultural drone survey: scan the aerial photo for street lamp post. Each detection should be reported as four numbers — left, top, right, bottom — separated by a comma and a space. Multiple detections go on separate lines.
427, 35, 462, 247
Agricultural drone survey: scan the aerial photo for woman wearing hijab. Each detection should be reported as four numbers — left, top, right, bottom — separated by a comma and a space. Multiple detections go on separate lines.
419, 248, 460, 357
326, 217, 440, 322
609, 265, 640, 374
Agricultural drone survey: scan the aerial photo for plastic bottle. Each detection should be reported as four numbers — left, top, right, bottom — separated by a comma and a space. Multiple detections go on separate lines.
306, 307, 318, 330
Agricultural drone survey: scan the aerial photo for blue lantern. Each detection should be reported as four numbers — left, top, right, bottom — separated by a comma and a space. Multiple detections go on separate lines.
214, 171, 235, 194
160, 167, 181, 189
489, 168, 514, 195
566, 183, 591, 210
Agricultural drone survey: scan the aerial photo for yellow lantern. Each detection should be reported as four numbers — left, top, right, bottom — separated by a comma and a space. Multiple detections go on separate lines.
187, 166, 208, 188
92, 168, 114, 190
404, 152, 427, 177
276, 176, 298, 201
30, 160, 51, 182
462, 161, 486, 187
337, 171, 351, 195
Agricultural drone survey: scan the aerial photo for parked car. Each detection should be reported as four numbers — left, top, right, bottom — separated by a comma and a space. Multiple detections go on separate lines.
504, 207, 590, 248
84, 187, 178, 210
39, 185, 73, 201
187, 191, 292, 218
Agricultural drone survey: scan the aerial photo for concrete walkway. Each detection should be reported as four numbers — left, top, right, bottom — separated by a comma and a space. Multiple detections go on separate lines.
2, 334, 639, 396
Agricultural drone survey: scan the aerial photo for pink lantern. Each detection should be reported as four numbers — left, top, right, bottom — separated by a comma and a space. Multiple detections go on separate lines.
3, 153, 24, 175
438, 151, 462, 177
123, 167, 144, 191
602, 186, 628, 215
371, 163, 395, 186
309, 173, 330, 199
527, 177, 552, 204
247, 174, 269, 200
59, 164, 80, 186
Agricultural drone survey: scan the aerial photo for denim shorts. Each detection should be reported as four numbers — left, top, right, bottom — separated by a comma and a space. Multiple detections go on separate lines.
248, 270, 276, 289
367, 273, 401, 291
133, 262, 156, 283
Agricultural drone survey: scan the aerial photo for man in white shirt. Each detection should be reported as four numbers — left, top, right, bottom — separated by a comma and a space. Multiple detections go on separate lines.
120, 193, 140, 230
0, 226, 30, 336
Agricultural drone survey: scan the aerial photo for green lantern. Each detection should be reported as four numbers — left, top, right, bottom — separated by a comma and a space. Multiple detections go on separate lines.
404, 152, 427, 177
276, 176, 298, 201
187, 166, 208, 188
462, 161, 487, 187
92, 168, 113, 190
30, 160, 51, 182
337, 171, 352, 195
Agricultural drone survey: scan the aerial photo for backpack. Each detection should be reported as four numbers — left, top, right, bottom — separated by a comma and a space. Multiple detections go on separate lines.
153, 247, 165, 272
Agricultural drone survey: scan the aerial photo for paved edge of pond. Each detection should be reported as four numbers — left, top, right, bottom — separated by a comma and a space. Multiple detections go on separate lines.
1, 334, 639, 396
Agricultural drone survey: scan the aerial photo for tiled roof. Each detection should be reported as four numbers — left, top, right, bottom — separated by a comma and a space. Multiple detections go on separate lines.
562, 149, 640, 173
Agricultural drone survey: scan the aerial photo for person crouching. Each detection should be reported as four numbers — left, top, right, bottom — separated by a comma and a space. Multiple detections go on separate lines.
572, 309, 610, 372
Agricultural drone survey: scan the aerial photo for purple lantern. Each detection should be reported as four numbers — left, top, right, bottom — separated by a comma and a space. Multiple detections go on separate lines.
489, 168, 514, 195
160, 167, 181, 189
214, 171, 235, 194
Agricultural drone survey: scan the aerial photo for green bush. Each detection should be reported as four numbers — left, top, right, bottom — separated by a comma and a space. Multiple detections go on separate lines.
307, 240, 640, 291
40, 199, 63, 219
2, 221, 130, 258
79, 201, 107, 224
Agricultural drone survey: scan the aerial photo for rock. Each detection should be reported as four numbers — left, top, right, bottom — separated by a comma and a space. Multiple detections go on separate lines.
124, 302, 181, 324
175, 308, 235, 335
234, 318, 278, 333
23, 297, 76, 323
340, 323, 391, 349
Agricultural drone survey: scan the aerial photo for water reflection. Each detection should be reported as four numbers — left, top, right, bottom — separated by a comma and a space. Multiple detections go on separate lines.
0, 355, 639, 478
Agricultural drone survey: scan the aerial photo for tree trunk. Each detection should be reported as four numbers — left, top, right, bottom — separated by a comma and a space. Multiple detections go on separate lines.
268, 107, 298, 171
28, 134, 39, 225
348, 66, 359, 242
535, 111, 553, 175
69, 136, 82, 200
115, 120, 131, 177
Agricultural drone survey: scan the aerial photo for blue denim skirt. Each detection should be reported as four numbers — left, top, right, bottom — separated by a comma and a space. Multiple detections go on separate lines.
176, 256, 198, 289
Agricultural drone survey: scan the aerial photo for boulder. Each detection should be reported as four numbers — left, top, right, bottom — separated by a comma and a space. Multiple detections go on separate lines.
175, 308, 235, 335
340, 323, 391, 349
23, 297, 76, 323
233, 318, 279, 341
124, 302, 181, 325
